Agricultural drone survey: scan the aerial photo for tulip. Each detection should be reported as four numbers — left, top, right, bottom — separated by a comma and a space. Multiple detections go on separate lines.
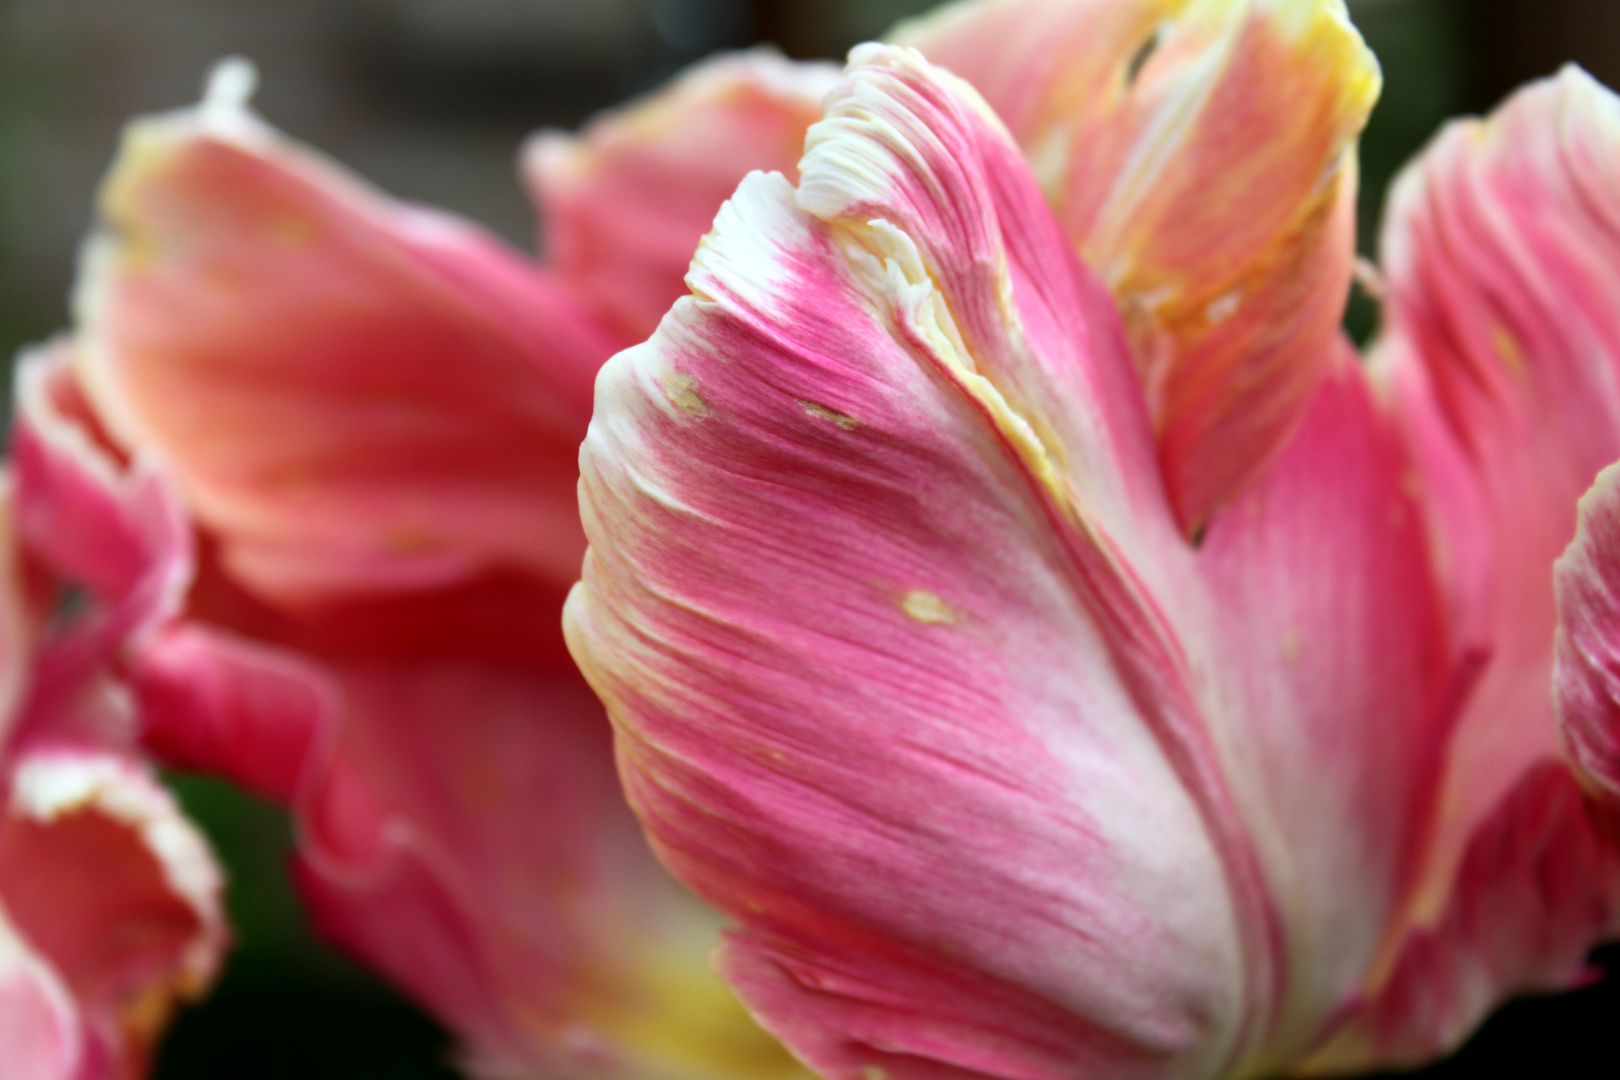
2, 345, 226, 1079
566, 32, 1620, 1080
24, 50, 835, 1080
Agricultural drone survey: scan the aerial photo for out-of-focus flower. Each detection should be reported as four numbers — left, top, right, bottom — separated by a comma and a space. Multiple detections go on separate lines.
566, 35, 1620, 1080
21, 51, 835, 1080
1, 355, 226, 1079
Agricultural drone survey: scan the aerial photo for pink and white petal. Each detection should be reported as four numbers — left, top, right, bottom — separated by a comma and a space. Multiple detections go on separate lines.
293, 660, 795, 1080
1374, 65, 1620, 964
896, 0, 1380, 531
0, 905, 83, 1080
75, 61, 619, 610
130, 623, 334, 806
569, 48, 1253, 1080
0, 481, 36, 750
1193, 349, 1462, 1069
1301, 763, 1620, 1072
526, 48, 839, 344
0, 747, 225, 1079
1555, 462, 1620, 807
11, 343, 191, 627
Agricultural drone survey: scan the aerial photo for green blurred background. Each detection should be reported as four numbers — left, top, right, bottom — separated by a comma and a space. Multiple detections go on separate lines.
1, 0, 1618, 1076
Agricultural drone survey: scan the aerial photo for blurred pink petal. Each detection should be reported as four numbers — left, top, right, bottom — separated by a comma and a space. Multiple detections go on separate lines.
294, 661, 791, 1080
895, 0, 1380, 531
527, 48, 839, 343
0, 748, 226, 1080
0, 909, 81, 1080
75, 62, 618, 610
131, 623, 333, 806
567, 45, 1457, 1079
0, 476, 226, 1079
45, 57, 825, 1079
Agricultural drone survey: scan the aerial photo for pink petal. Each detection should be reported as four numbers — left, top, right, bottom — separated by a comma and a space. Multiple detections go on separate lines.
569, 43, 1466, 1078
526, 48, 839, 343
1302, 763, 1620, 1072
11, 343, 191, 627
1555, 463, 1620, 808
1370, 64, 1620, 1043
130, 623, 334, 806
292, 660, 795, 1080
75, 63, 619, 609
0, 747, 226, 1079
1194, 348, 1461, 1069
569, 45, 1234, 1079
0, 907, 82, 1080
896, 0, 1380, 531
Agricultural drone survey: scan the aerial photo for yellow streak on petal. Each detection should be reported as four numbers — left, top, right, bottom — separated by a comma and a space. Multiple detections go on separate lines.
798, 399, 859, 430
901, 590, 955, 625
571, 916, 808, 1080
1492, 325, 1527, 378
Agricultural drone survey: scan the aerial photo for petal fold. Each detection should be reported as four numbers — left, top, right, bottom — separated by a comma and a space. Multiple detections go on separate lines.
895, 0, 1380, 529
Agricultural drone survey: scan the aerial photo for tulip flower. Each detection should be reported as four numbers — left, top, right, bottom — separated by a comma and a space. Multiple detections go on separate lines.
1, 345, 226, 1079
566, 32, 1620, 1080
21, 50, 835, 1080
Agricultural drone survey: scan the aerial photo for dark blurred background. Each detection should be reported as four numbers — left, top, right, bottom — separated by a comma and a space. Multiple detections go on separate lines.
1, 0, 1618, 1076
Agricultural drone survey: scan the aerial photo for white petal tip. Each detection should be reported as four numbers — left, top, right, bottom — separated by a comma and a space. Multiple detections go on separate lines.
202, 57, 258, 118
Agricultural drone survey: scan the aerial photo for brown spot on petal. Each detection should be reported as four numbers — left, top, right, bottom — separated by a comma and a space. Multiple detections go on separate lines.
663, 371, 711, 417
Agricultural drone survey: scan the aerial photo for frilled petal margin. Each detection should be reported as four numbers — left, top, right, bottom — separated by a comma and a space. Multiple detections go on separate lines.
0, 748, 226, 1080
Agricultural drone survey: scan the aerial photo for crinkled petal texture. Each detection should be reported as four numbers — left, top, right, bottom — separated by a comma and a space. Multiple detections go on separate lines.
893, 0, 1379, 532
526, 48, 839, 344
74, 64, 619, 610
1557, 463, 1620, 807
1313, 66, 1620, 1070
0, 478, 225, 1080
49, 65, 802, 1080
0, 747, 226, 1080
569, 46, 1458, 1080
